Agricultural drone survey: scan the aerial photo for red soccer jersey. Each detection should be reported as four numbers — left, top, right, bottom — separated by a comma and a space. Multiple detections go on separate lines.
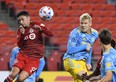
96, 56, 102, 69
17, 21, 53, 58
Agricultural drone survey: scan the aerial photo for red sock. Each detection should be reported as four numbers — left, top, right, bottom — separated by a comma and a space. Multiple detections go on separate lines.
4, 76, 13, 82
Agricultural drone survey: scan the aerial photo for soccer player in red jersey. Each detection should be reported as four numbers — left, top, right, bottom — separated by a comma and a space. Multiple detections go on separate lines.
87, 39, 115, 81
4, 11, 53, 82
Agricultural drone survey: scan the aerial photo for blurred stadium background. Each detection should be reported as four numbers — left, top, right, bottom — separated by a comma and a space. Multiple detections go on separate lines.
0, 0, 116, 82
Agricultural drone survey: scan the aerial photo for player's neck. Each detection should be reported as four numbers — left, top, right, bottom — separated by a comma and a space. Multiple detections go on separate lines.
85, 28, 91, 34
104, 44, 112, 52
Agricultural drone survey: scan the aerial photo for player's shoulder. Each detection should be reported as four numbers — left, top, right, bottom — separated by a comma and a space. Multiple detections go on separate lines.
31, 21, 45, 27
103, 52, 113, 61
70, 27, 79, 34
12, 47, 20, 51
91, 28, 98, 34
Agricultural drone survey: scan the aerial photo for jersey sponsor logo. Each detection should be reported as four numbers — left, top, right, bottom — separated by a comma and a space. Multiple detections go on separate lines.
30, 67, 37, 73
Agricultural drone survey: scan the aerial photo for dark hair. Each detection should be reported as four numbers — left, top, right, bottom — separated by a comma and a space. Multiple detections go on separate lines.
111, 39, 115, 48
16, 11, 29, 18
99, 28, 111, 45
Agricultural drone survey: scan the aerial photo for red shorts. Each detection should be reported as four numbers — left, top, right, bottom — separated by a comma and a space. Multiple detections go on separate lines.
13, 52, 40, 75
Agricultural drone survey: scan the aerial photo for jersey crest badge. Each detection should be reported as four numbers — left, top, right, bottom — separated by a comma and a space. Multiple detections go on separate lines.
106, 62, 111, 67
29, 28, 34, 33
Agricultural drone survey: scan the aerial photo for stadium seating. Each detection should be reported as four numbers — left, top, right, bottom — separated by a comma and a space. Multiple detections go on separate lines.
47, 50, 62, 71
13, 2, 25, 10
16, 0, 27, 3
0, 57, 9, 70
56, 10, 68, 17
0, 22, 17, 70
92, 17, 102, 24
111, 18, 116, 24
81, 4, 93, 11
25, 3, 38, 10
70, 3, 82, 10
102, 17, 112, 24
5, 0, 15, 6
28, 0, 39, 3
57, 3, 71, 10
0, 23, 9, 30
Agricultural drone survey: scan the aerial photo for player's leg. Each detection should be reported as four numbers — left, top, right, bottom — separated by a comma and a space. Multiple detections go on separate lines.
16, 70, 29, 82
16, 56, 40, 82
23, 57, 45, 82
66, 59, 84, 82
63, 58, 78, 81
4, 52, 24, 82
74, 60, 88, 82
4, 67, 20, 82
64, 58, 88, 82
63, 58, 71, 71
24, 72, 36, 82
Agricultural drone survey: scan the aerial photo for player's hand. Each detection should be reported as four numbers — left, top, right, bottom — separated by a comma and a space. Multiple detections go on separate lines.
86, 64, 92, 70
89, 75, 101, 82
34, 24, 42, 31
77, 71, 87, 80
36, 77, 39, 82
89, 76, 99, 82
86, 43, 91, 51
19, 25, 25, 34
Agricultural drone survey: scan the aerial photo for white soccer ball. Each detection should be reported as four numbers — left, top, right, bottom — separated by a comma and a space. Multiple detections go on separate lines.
39, 6, 54, 21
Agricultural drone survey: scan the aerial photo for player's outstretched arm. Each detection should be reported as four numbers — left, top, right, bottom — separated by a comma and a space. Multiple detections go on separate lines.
35, 57, 45, 81
9, 47, 19, 69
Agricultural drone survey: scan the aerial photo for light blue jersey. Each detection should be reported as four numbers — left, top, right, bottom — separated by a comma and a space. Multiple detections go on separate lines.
9, 47, 45, 82
100, 47, 116, 82
63, 27, 98, 64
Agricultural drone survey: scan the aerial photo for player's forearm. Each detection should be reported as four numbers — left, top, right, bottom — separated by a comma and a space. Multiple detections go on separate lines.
100, 76, 112, 82
41, 26, 53, 37
36, 58, 45, 78
100, 72, 112, 82
66, 44, 87, 54
86, 48, 92, 64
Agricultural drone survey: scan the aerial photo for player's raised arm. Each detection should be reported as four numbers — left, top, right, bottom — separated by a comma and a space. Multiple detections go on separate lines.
34, 23, 53, 37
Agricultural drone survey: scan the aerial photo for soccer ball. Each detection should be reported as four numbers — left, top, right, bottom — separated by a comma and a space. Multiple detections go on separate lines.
39, 6, 54, 21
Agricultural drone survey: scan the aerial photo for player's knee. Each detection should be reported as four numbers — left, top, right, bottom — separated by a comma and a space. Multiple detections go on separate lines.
17, 74, 26, 82
17, 77, 24, 82
10, 70, 19, 78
